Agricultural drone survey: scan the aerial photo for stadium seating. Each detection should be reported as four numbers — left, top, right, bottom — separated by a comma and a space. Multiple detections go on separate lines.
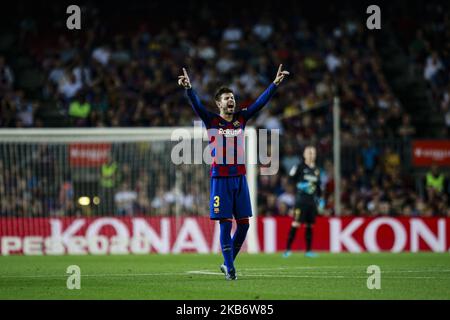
0, 0, 449, 218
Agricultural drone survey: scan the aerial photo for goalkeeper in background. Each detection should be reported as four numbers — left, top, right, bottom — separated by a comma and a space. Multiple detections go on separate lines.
283, 145, 324, 258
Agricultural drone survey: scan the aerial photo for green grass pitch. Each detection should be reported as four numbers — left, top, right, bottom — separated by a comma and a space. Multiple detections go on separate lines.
0, 253, 449, 299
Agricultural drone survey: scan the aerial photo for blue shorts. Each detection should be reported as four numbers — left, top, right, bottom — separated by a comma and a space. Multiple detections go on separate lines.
210, 175, 252, 220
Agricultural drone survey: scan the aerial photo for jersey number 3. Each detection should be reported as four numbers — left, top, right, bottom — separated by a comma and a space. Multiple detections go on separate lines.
213, 196, 220, 208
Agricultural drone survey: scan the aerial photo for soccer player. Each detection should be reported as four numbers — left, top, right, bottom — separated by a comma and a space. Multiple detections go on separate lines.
178, 65, 289, 280
283, 145, 324, 258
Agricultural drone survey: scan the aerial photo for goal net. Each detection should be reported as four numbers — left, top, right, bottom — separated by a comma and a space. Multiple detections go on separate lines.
0, 128, 259, 255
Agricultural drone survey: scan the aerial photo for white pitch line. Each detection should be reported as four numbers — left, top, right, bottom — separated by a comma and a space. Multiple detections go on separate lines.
0, 272, 186, 279
186, 270, 440, 279
241, 269, 450, 274
0, 272, 437, 280
1, 268, 449, 280
82, 273, 187, 277
238, 267, 450, 272
234, 266, 450, 272
186, 271, 223, 276
186, 271, 348, 278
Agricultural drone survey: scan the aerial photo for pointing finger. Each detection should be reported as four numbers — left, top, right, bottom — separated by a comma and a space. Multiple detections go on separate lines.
183, 68, 188, 78
278, 64, 282, 75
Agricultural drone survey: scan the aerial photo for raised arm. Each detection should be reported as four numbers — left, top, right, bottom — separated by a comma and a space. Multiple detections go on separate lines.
178, 68, 212, 124
242, 64, 289, 121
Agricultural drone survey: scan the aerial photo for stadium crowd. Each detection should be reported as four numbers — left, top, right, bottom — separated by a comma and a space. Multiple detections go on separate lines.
406, 4, 450, 136
0, 2, 449, 218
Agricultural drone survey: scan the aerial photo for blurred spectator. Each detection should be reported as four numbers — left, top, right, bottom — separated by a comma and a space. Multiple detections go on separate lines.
58, 179, 75, 217
59, 72, 82, 100
222, 22, 243, 49
382, 147, 400, 178
397, 114, 416, 139
114, 182, 137, 216
99, 156, 120, 215
424, 52, 443, 85
361, 141, 379, 175
92, 45, 111, 66
425, 164, 446, 202
0, 56, 14, 91
253, 17, 273, 41
69, 95, 91, 125
277, 184, 295, 211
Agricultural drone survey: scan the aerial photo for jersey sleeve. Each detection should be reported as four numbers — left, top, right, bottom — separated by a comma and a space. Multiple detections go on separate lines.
186, 88, 213, 126
241, 83, 277, 121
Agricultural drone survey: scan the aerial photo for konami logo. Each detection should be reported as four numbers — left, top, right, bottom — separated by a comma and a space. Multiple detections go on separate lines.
329, 217, 449, 253
0, 217, 225, 256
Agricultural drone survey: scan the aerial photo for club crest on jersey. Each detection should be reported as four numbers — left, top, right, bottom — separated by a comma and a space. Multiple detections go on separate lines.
214, 208, 220, 213
218, 128, 242, 137
233, 120, 241, 128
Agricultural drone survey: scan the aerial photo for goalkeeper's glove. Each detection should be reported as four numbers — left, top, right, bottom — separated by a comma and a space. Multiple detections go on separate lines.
316, 197, 325, 213
297, 181, 314, 194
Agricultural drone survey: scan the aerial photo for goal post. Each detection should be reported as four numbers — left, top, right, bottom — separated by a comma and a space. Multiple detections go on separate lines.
0, 127, 259, 254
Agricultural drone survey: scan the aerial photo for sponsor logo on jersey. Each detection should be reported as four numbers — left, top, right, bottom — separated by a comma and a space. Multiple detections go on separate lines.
218, 128, 242, 137
304, 174, 318, 182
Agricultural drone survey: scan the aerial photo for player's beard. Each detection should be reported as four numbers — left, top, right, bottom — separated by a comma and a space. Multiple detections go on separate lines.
225, 104, 235, 115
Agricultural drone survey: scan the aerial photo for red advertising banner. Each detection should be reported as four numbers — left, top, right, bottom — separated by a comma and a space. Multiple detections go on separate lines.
0, 216, 449, 255
261, 216, 450, 253
412, 140, 450, 166
69, 143, 111, 167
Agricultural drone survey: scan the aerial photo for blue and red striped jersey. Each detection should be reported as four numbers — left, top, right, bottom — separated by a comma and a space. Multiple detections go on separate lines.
186, 83, 277, 177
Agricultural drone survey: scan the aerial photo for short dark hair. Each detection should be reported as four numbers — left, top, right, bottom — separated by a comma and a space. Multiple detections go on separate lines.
214, 86, 234, 101
304, 144, 316, 150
